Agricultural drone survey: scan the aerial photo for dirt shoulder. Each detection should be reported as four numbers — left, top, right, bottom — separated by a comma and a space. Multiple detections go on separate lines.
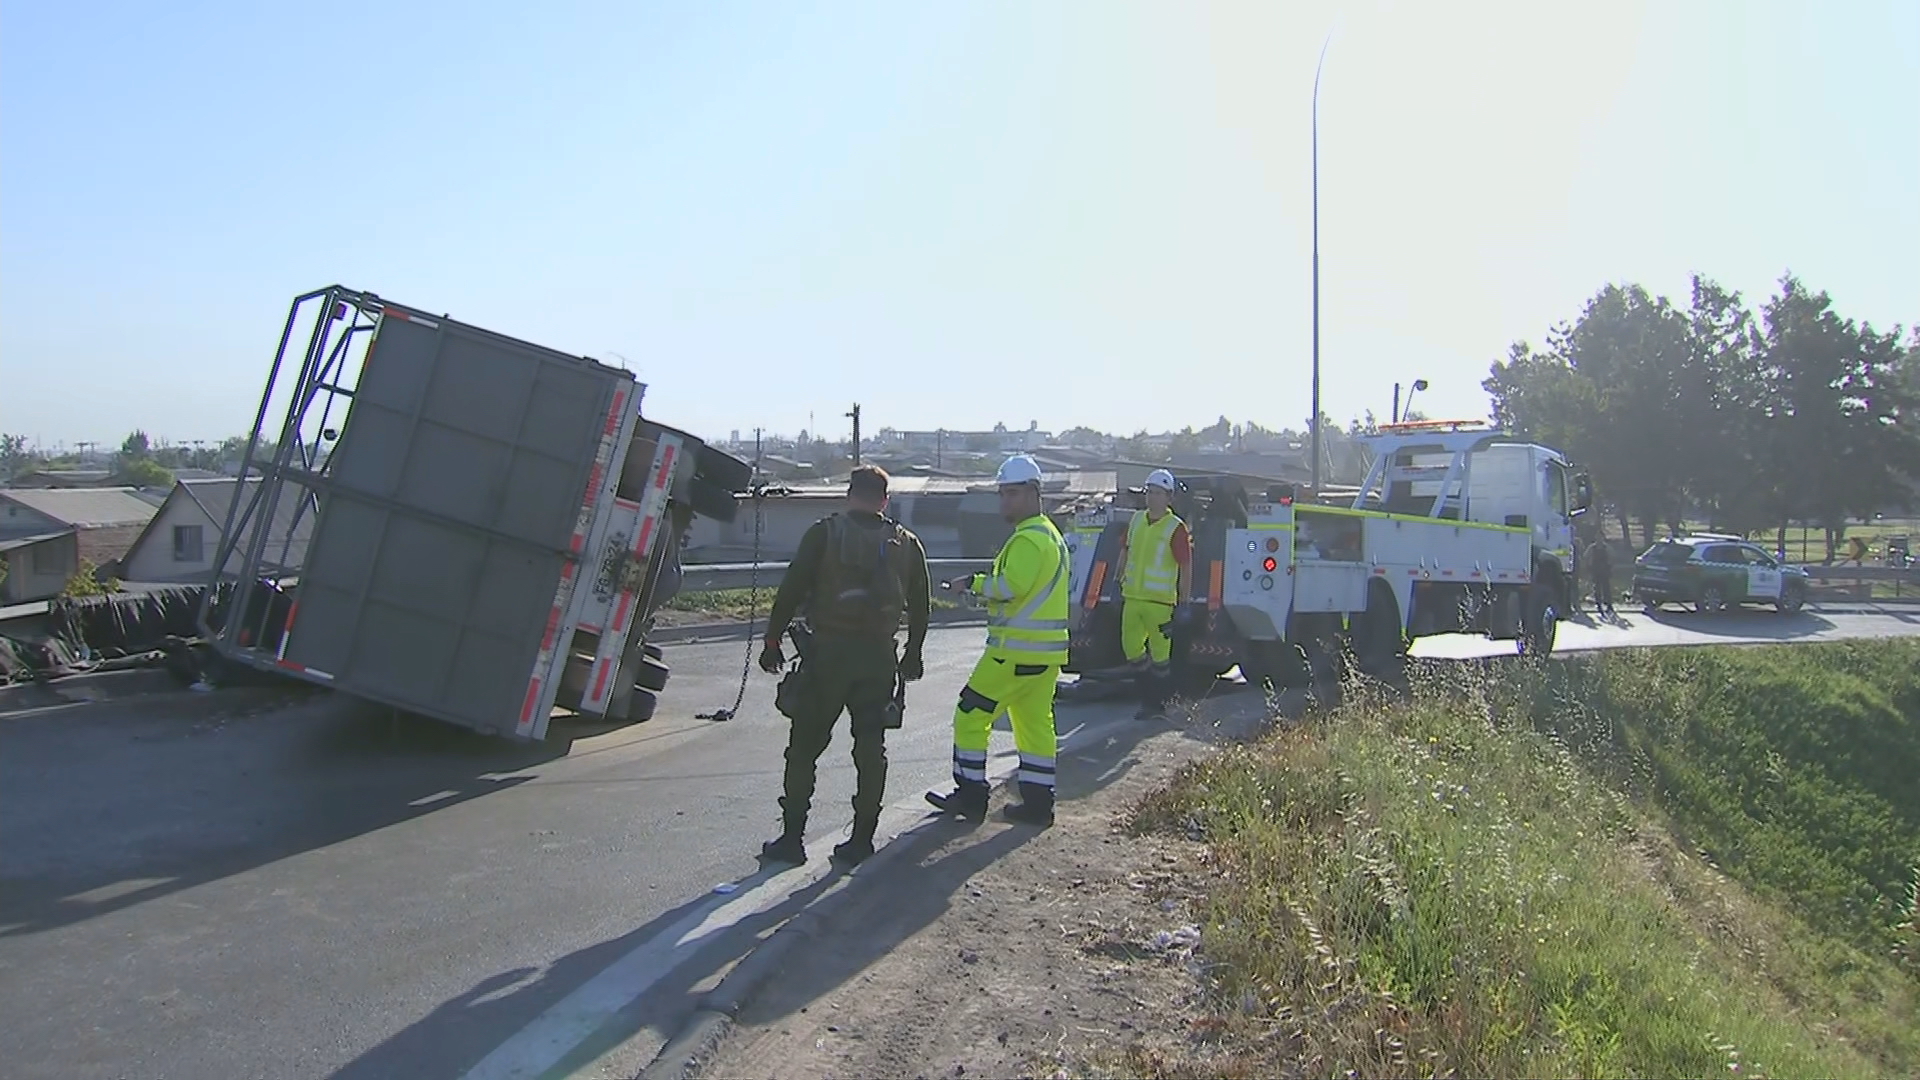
699, 685, 1286, 1080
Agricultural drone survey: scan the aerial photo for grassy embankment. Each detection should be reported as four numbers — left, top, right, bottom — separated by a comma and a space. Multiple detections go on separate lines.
1125, 640, 1920, 1079
663, 587, 965, 623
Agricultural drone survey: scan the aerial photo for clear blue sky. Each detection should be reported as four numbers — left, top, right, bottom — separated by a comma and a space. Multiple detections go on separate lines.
3, 0, 1916, 449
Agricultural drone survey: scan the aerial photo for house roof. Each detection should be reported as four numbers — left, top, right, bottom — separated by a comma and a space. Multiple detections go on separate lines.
6, 468, 115, 487
0, 488, 161, 528
0, 531, 72, 554
123, 478, 315, 574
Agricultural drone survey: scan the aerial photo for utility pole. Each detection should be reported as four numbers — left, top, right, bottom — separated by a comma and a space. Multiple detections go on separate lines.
1309, 33, 1331, 493
753, 427, 763, 484
846, 403, 862, 467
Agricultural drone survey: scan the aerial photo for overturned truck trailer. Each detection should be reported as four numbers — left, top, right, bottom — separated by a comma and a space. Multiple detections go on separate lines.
197, 286, 753, 740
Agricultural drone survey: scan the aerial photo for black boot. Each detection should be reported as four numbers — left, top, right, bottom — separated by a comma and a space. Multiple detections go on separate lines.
833, 814, 879, 866
759, 811, 807, 864
1002, 781, 1055, 827
925, 779, 989, 822
1131, 669, 1161, 720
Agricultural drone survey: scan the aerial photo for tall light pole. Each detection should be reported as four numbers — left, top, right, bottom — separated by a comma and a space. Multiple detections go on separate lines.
1392, 377, 1429, 423
1309, 33, 1331, 493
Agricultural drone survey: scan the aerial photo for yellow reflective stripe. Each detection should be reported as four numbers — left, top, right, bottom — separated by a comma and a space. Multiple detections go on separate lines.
1249, 522, 1294, 530
1298, 506, 1528, 535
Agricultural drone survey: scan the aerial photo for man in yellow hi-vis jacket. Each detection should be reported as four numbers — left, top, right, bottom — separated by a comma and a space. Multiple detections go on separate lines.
927, 454, 1070, 826
1113, 468, 1193, 720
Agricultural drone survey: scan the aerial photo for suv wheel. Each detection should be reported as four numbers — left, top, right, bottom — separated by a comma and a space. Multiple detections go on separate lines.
1775, 582, 1805, 614
1695, 585, 1727, 614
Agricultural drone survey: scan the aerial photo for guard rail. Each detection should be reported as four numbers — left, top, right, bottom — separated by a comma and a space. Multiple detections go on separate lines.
1803, 564, 1918, 599
680, 559, 994, 594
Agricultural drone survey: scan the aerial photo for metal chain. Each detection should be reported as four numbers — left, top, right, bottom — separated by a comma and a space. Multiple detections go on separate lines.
697, 488, 765, 722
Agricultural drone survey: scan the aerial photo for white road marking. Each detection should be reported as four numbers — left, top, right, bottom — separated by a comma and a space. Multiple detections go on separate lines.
460, 713, 1128, 1080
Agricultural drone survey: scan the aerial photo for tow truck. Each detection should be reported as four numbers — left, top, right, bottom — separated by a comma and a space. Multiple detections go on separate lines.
196, 286, 754, 741
1064, 419, 1593, 689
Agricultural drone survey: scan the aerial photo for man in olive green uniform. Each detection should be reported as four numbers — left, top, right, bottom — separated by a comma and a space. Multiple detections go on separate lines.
758, 466, 931, 866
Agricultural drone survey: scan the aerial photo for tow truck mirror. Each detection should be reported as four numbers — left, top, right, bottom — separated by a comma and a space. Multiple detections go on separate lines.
1571, 473, 1593, 515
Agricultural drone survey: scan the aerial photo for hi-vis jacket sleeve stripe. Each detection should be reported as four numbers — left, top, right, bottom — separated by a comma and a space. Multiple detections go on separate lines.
971, 530, 1044, 603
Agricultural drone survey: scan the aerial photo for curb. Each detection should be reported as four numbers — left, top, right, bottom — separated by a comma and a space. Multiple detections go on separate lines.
634, 805, 958, 1080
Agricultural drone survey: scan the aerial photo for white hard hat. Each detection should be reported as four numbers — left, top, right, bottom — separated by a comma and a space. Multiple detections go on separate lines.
994, 454, 1044, 487
1144, 469, 1177, 492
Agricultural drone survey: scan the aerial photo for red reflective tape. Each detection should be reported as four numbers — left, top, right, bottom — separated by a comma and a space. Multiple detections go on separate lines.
605, 387, 628, 436
519, 680, 543, 725
276, 659, 303, 671
1373, 567, 1386, 575
589, 659, 612, 705
653, 444, 677, 488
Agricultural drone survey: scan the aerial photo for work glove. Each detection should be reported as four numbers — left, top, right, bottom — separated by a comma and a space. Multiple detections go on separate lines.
900, 648, 925, 682
757, 640, 785, 675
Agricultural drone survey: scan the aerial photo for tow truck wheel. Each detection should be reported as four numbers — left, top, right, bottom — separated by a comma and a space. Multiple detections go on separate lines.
1354, 583, 1407, 676
1519, 579, 1558, 657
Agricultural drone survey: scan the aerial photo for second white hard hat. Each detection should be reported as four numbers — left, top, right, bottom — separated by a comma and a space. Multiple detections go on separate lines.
995, 454, 1044, 486
1144, 469, 1177, 492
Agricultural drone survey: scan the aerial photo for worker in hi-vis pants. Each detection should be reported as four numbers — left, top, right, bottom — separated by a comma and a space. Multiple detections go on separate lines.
927, 453, 1071, 827
1113, 469, 1193, 720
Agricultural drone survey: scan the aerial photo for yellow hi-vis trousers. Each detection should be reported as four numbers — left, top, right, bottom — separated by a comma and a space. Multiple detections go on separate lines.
1120, 598, 1174, 670
951, 655, 1059, 792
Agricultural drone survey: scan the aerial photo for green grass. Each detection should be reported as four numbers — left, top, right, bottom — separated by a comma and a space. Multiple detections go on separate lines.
662, 587, 964, 622
1124, 641, 1920, 1079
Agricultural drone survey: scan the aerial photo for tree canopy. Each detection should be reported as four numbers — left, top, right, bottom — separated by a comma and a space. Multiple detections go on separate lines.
1485, 274, 1918, 551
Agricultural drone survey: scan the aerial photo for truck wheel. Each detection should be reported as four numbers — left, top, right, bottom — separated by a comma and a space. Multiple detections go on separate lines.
695, 444, 755, 492
627, 689, 657, 722
1519, 579, 1558, 657
1242, 640, 1311, 690
1354, 584, 1407, 677
634, 655, 670, 692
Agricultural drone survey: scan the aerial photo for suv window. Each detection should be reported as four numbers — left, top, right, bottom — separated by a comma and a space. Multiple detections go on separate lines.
1641, 542, 1693, 565
1699, 544, 1741, 563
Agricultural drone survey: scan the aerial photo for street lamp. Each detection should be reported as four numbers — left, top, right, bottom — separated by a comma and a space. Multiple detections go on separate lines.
1392, 378, 1429, 423
1309, 33, 1331, 493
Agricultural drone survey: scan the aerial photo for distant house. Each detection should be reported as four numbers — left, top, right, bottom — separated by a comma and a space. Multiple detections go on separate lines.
6, 468, 117, 489
0, 532, 80, 604
0, 487, 160, 573
118, 478, 314, 584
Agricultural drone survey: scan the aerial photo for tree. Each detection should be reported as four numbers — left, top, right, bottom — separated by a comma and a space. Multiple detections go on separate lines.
1485, 272, 1917, 551
0, 433, 34, 482
118, 458, 174, 489
120, 430, 151, 459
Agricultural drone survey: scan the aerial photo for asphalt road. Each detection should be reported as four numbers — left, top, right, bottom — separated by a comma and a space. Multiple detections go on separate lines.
2, 604, 1916, 1080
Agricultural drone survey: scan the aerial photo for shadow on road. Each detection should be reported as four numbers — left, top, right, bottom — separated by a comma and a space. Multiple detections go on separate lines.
0, 689, 600, 941
1634, 607, 1837, 638
331, 677, 1272, 1079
